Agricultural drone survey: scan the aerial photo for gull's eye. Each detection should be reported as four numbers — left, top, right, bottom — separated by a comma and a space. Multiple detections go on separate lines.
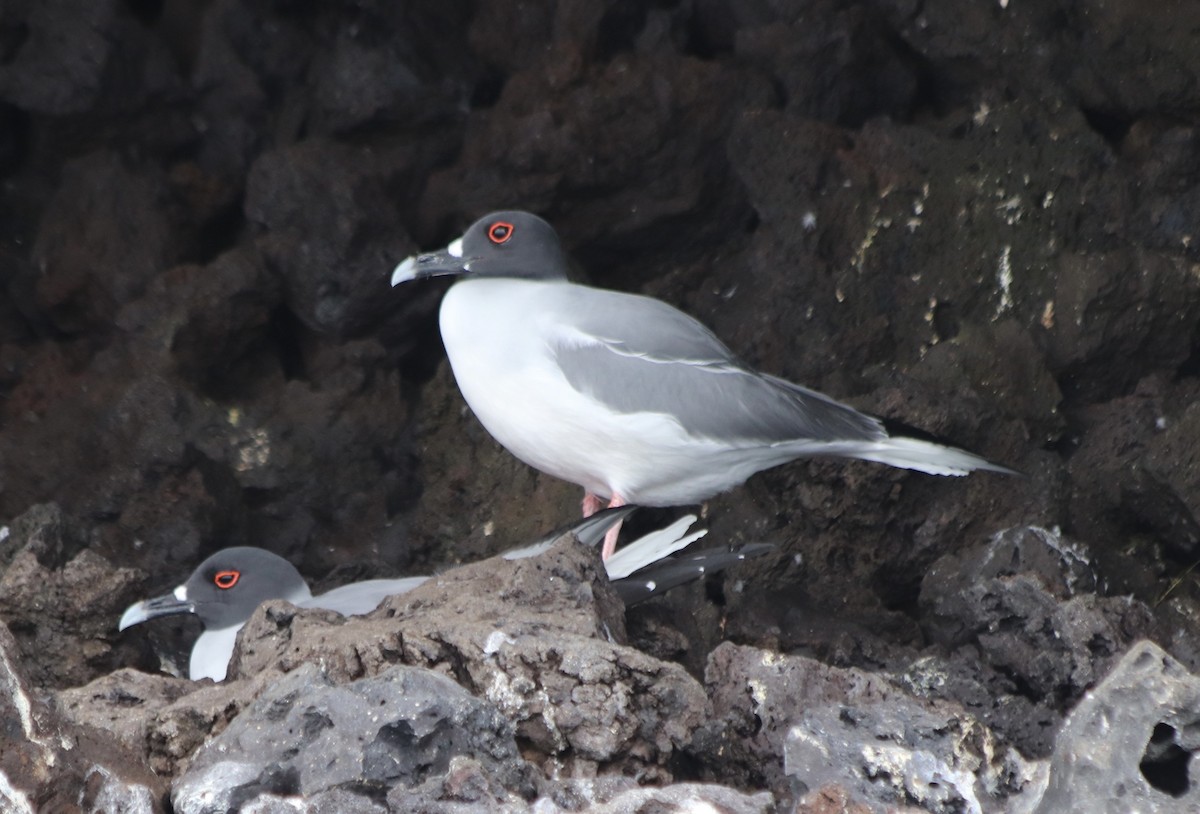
213, 570, 240, 589
487, 221, 514, 244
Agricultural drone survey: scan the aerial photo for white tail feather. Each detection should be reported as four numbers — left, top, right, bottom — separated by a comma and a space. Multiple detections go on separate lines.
606, 514, 707, 579
845, 436, 1017, 476
780, 436, 1016, 477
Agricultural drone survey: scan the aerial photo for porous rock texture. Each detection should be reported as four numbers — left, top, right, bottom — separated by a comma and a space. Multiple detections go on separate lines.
1034, 640, 1200, 814
2, 0, 1200, 810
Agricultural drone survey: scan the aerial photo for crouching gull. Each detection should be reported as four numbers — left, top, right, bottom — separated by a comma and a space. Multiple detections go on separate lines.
118, 507, 773, 681
390, 210, 1017, 559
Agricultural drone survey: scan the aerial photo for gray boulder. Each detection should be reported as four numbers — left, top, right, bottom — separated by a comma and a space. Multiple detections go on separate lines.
173, 663, 535, 814
1034, 639, 1200, 813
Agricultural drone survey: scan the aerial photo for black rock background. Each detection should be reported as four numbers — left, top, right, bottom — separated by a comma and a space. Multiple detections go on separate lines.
1, 0, 1200, 808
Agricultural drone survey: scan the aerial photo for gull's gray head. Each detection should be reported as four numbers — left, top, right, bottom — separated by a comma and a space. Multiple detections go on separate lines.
391, 210, 570, 286
118, 547, 311, 632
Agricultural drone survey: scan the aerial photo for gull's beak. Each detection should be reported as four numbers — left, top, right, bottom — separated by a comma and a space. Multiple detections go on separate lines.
118, 585, 194, 631
390, 237, 468, 286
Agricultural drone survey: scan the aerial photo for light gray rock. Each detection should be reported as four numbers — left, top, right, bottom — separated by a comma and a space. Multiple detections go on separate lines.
784, 698, 1038, 814
699, 641, 901, 789
59, 536, 708, 797
699, 641, 1042, 812
529, 780, 774, 813
1034, 639, 1200, 813
172, 663, 535, 814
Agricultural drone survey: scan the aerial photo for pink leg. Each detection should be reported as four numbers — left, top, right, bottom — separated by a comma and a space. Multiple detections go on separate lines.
582, 492, 604, 518
599, 493, 627, 561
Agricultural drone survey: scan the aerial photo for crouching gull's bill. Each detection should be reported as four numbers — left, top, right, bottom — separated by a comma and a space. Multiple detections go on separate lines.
118, 507, 773, 681
390, 210, 1018, 559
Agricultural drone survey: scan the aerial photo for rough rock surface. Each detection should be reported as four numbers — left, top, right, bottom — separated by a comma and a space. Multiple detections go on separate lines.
54, 668, 195, 759
1, 0, 1200, 809
229, 538, 706, 774
0, 503, 151, 688
912, 525, 1154, 756
784, 698, 1038, 814
0, 620, 167, 812
698, 640, 1042, 810
173, 663, 534, 814
1034, 640, 1200, 813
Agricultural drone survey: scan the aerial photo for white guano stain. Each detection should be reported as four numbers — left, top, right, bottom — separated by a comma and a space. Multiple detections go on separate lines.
994, 245, 1013, 319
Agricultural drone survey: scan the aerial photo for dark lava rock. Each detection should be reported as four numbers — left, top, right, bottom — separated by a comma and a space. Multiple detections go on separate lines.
0, 503, 147, 689
0, 620, 168, 812
881, 0, 1200, 119
243, 138, 421, 337
913, 525, 1154, 756
0, 0, 154, 116
1045, 253, 1200, 404
32, 151, 182, 335
114, 247, 283, 399
421, 4, 771, 260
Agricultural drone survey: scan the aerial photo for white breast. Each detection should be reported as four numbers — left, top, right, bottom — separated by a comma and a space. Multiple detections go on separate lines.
440, 279, 614, 494
190, 625, 241, 681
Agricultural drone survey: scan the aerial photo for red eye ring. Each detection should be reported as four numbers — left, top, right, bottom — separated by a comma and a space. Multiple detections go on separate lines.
487, 221, 514, 244
214, 570, 240, 589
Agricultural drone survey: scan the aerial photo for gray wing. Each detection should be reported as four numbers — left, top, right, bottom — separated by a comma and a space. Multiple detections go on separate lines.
555, 288, 884, 444
305, 577, 431, 616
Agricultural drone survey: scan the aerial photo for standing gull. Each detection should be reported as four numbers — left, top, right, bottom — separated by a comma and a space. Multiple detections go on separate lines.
391, 211, 1016, 559
118, 508, 772, 681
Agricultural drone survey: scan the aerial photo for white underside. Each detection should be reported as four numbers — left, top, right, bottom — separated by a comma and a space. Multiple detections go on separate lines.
439, 279, 990, 506
191, 626, 241, 682
440, 279, 775, 503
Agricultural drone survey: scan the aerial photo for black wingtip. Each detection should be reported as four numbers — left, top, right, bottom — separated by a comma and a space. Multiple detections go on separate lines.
540, 505, 642, 549
614, 543, 776, 605
878, 415, 953, 445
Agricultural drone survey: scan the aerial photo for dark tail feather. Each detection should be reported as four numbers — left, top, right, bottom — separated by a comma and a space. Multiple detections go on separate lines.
615, 543, 775, 605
